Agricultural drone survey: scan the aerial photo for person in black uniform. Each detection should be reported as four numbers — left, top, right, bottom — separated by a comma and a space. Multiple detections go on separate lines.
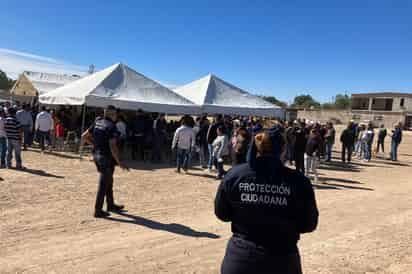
82, 105, 128, 218
215, 126, 319, 274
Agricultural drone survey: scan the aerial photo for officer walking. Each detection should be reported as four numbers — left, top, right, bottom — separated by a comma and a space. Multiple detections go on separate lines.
215, 126, 319, 274
82, 105, 128, 218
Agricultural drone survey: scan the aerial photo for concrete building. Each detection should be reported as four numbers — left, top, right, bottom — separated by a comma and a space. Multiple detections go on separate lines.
351, 92, 412, 129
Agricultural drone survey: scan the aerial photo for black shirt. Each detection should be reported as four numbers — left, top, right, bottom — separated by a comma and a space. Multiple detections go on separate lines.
305, 136, 321, 157
215, 157, 319, 254
88, 117, 120, 156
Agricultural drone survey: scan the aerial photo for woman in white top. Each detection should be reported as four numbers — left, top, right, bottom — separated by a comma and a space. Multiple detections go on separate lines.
116, 115, 127, 154
213, 125, 229, 179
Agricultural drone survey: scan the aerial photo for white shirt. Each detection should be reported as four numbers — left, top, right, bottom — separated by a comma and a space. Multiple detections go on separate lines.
172, 125, 195, 150
35, 111, 53, 132
116, 121, 127, 139
0, 116, 6, 137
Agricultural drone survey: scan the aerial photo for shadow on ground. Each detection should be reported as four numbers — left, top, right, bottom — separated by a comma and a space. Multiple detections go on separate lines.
105, 212, 220, 239
18, 168, 65, 179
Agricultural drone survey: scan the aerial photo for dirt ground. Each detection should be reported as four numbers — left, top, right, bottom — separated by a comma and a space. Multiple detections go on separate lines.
1, 132, 412, 274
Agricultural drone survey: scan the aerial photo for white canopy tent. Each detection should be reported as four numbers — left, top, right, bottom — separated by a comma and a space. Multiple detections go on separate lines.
12, 71, 82, 97
39, 63, 199, 114
174, 74, 284, 117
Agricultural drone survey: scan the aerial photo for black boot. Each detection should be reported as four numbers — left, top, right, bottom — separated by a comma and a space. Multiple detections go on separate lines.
107, 204, 125, 212
94, 211, 110, 218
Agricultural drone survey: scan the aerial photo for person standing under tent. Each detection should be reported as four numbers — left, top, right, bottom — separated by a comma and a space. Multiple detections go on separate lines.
212, 125, 229, 179
340, 122, 355, 163
16, 104, 33, 150
131, 109, 146, 161
152, 113, 167, 163
206, 115, 224, 172
0, 109, 7, 168
172, 116, 196, 173
232, 126, 250, 165
197, 115, 210, 169
82, 105, 128, 218
4, 107, 23, 169
215, 127, 318, 274
116, 114, 128, 156
390, 123, 403, 161
35, 106, 53, 152
55, 118, 65, 151
376, 124, 387, 154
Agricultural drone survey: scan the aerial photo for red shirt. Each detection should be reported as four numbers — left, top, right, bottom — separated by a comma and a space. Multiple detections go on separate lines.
55, 123, 64, 138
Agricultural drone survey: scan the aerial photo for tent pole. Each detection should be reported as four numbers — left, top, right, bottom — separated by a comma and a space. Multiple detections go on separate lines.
79, 104, 87, 159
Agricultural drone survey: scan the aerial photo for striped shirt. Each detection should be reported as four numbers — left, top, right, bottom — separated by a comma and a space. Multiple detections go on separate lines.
5, 116, 21, 141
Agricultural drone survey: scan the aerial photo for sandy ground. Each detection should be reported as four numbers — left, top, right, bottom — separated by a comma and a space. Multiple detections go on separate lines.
1, 132, 412, 274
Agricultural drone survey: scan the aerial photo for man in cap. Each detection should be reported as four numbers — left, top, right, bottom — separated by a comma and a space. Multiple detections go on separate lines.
82, 105, 128, 218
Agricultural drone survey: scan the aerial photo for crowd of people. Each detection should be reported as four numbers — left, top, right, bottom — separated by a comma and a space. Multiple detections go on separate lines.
0, 101, 405, 178
0, 102, 80, 169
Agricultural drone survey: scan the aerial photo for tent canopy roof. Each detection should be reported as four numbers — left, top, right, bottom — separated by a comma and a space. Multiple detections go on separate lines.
174, 74, 283, 117
12, 71, 81, 96
39, 63, 198, 114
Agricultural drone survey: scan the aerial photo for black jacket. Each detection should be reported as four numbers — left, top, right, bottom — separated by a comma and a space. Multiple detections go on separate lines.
340, 128, 355, 145
215, 157, 319, 253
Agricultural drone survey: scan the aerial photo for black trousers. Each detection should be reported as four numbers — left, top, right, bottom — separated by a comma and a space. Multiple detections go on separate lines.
294, 151, 305, 173
341, 144, 353, 162
377, 139, 385, 152
132, 136, 145, 160
94, 154, 115, 212
221, 237, 302, 274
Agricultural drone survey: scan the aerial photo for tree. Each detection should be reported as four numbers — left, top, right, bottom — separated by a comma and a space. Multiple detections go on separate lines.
334, 94, 351, 109
291, 94, 320, 109
261, 96, 288, 108
0, 70, 15, 90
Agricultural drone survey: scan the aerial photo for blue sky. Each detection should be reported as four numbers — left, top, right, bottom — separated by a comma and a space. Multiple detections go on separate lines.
1, 0, 411, 103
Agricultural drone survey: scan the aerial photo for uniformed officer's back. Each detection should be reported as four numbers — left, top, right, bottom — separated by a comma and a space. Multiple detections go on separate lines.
82, 106, 127, 218
215, 129, 319, 274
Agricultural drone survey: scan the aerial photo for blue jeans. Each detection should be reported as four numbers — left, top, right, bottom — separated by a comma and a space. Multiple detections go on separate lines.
37, 130, 50, 151
6, 139, 22, 168
0, 137, 6, 167
325, 143, 333, 161
22, 125, 33, 148
208, 144, 214, 169
364, 143, 372, 160
177, 148, 190, 172
391, 141, 399, 161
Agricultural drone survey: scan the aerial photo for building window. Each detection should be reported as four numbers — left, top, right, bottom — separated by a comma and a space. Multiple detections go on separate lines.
400, 98, 405, 107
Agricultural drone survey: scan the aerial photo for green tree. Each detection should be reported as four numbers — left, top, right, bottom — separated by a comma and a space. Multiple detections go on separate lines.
261, 96, 288, 108
0, 70, 14, 90
292, 94, 320, 109
334, 94, 351, 109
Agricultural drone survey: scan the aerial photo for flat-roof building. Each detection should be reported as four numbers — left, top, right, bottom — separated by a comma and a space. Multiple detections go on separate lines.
351, 92, 412, 129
